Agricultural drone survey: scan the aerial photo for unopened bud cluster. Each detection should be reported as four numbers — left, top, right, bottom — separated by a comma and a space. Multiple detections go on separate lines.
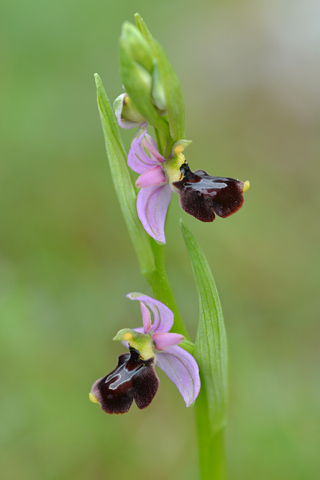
119, 23, 167, 120
116, 16, 186, 142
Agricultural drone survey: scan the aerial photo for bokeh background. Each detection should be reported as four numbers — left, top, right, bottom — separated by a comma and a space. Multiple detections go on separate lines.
1, 0, 319, 479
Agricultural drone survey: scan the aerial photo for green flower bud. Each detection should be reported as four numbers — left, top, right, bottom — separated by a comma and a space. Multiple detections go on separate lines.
120, 22, 154, 73
135, 14, 186, 141
120, 24, 170, 136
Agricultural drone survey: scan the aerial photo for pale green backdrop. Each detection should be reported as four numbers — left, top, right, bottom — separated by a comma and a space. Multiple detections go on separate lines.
1, 0, 319, 479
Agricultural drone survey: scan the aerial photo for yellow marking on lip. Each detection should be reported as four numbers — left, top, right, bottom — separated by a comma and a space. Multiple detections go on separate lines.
243, 180, 250, 193
89, 393, 99, 404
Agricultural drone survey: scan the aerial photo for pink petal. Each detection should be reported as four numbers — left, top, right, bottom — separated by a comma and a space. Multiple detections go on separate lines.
126, 293, 174, 334
136, 183, 172, 244
140, 303, 152, 334
143, 135, 166, 163
152, 332, 185, 351
156, 346, 201, 407
128, 124, 161, 174
136, 165, 167, 188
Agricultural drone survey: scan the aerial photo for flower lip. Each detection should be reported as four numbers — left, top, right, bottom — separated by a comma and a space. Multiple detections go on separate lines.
173, 163, 247, 222
90, 347, 159, 414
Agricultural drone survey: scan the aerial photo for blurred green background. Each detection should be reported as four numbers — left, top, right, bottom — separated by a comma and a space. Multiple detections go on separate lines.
1, 0, 319, 479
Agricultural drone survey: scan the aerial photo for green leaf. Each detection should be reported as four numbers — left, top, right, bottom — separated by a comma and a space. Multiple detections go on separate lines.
180, 220, 228, 432
94, 74, 155, 274
135, 13, 185, 141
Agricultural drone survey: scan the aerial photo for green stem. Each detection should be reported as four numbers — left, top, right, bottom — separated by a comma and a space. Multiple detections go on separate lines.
196, 385, 227, 480
143, 241, 189, 339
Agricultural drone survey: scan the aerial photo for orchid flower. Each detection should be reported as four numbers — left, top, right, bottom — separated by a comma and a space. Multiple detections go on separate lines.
126, 123, 250, 244
89, 293, 200, 414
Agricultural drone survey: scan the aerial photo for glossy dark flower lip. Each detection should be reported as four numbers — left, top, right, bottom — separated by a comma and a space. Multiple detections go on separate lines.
173, 164, 250, 222
90, 347, 159, 415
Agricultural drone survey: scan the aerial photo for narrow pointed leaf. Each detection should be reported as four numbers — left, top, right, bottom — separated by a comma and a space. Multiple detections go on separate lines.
94, 74, 155, 273
180, 220, 228, 432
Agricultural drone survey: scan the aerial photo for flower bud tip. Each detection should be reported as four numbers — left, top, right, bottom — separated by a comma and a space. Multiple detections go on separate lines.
89, 393, 99, 404
243, 180, 250, 193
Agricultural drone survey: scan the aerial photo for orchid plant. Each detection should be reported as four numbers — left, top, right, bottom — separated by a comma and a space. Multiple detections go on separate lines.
91, 13, 249, 480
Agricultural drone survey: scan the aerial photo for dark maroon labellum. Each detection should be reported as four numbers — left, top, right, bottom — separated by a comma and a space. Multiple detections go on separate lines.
173, 164, 245, 222
91, 348, 159, 414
